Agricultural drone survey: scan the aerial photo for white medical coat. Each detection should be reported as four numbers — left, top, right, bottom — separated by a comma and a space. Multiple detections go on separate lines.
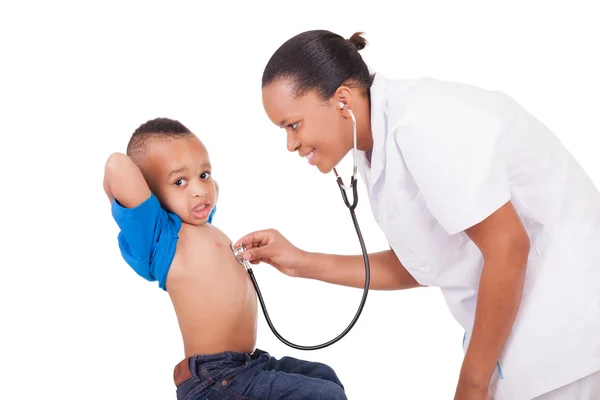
358, 73, 600, 399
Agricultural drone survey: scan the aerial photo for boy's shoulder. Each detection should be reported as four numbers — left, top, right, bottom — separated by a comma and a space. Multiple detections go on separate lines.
111, 193, 181, 291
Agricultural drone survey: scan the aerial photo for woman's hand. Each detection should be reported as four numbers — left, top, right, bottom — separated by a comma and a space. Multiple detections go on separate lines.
234, 229, 307, 277
236, 229, 423, 290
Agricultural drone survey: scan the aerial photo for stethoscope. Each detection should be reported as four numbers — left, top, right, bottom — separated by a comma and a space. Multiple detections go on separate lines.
231, 102, 371, 350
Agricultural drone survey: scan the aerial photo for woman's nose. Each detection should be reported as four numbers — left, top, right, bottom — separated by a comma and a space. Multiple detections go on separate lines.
287, 131, 300, 153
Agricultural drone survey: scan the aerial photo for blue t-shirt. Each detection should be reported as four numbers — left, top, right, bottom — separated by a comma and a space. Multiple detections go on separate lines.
111, 193, 216, 291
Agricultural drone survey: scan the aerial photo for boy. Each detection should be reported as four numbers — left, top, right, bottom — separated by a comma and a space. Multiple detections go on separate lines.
104, 117, 347, 400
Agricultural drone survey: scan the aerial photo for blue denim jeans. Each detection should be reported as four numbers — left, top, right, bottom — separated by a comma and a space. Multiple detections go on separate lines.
174, 348, 347, 400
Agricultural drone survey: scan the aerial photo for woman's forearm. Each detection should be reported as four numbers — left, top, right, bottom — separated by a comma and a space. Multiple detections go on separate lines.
299, 249, 422, 290
458, 251, 528, 390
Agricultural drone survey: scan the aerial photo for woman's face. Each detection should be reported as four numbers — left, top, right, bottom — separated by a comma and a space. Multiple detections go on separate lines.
262, 80, 354, 174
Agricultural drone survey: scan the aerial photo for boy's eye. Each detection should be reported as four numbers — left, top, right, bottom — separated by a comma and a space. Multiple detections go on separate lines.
200, 172, 211, 180
174, 178, 187, 186
288, 122, 299, 130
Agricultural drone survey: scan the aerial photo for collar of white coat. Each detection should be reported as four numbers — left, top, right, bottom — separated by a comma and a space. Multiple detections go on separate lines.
360, 71, 395, 189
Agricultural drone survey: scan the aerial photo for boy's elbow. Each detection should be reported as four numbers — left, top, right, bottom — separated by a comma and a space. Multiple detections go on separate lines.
104, 153, 131, 201
105, 152, 129, 173
105, 152, 137, 183
103, 152, 151, 208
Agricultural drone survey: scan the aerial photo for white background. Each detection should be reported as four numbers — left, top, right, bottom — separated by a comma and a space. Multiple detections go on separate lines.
1, 1, 599, 399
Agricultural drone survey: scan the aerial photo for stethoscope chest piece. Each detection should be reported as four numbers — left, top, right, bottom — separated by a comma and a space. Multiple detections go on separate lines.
231, 243, 250, 271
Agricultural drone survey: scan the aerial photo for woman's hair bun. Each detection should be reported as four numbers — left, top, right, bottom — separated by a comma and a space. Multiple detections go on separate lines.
348, 32, 367, 50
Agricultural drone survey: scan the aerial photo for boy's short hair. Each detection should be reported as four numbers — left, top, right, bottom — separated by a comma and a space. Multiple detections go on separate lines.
127, 117, 193, 165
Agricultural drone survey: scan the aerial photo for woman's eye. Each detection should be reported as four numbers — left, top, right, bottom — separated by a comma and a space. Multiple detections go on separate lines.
174, 178, 187, 186
200, 172, 211, 180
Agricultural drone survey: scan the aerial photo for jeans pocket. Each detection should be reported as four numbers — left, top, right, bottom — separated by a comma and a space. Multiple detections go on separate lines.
181, 377, 214, 400
204, 363, 252, 387
213, 365, 260, 400
180, 366, 238, 400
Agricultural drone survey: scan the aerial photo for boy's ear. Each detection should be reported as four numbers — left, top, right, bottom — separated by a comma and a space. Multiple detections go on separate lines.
214, 180, 219, 201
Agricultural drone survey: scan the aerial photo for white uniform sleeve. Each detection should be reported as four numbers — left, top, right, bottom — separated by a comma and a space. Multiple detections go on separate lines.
394, 104, 511, 235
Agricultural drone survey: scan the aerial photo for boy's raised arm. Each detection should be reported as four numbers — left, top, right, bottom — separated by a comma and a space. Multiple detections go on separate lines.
103, 152, 151, 207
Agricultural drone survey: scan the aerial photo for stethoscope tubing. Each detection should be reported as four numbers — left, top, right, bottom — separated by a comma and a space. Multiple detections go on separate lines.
232, 105, 371, 350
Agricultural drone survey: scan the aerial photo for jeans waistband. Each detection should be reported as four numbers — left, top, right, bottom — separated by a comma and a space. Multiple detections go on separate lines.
173, 349, 259, 386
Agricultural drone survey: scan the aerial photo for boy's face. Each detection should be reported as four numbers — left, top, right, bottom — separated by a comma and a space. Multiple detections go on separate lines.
142, 135, 217, 226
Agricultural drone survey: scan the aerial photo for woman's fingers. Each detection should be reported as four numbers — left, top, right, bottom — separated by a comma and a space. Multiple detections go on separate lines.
235, 229, 274, 249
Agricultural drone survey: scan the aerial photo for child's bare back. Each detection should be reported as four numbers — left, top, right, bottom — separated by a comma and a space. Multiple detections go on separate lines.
168, 223, 257, 357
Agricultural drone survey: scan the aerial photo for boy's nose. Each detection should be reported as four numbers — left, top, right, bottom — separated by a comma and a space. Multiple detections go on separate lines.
192, 188, 208, 197
191, 182, 208, 197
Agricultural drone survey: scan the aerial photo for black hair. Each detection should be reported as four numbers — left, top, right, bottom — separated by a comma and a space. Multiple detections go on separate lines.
126, 117, 192, 165
262, 30, 374, 101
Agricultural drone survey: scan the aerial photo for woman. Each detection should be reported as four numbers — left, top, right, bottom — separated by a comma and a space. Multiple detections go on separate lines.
235, 30, 600, 399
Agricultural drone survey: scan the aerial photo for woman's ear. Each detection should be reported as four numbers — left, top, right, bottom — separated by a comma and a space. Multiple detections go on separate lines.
334, 85, 355, 110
